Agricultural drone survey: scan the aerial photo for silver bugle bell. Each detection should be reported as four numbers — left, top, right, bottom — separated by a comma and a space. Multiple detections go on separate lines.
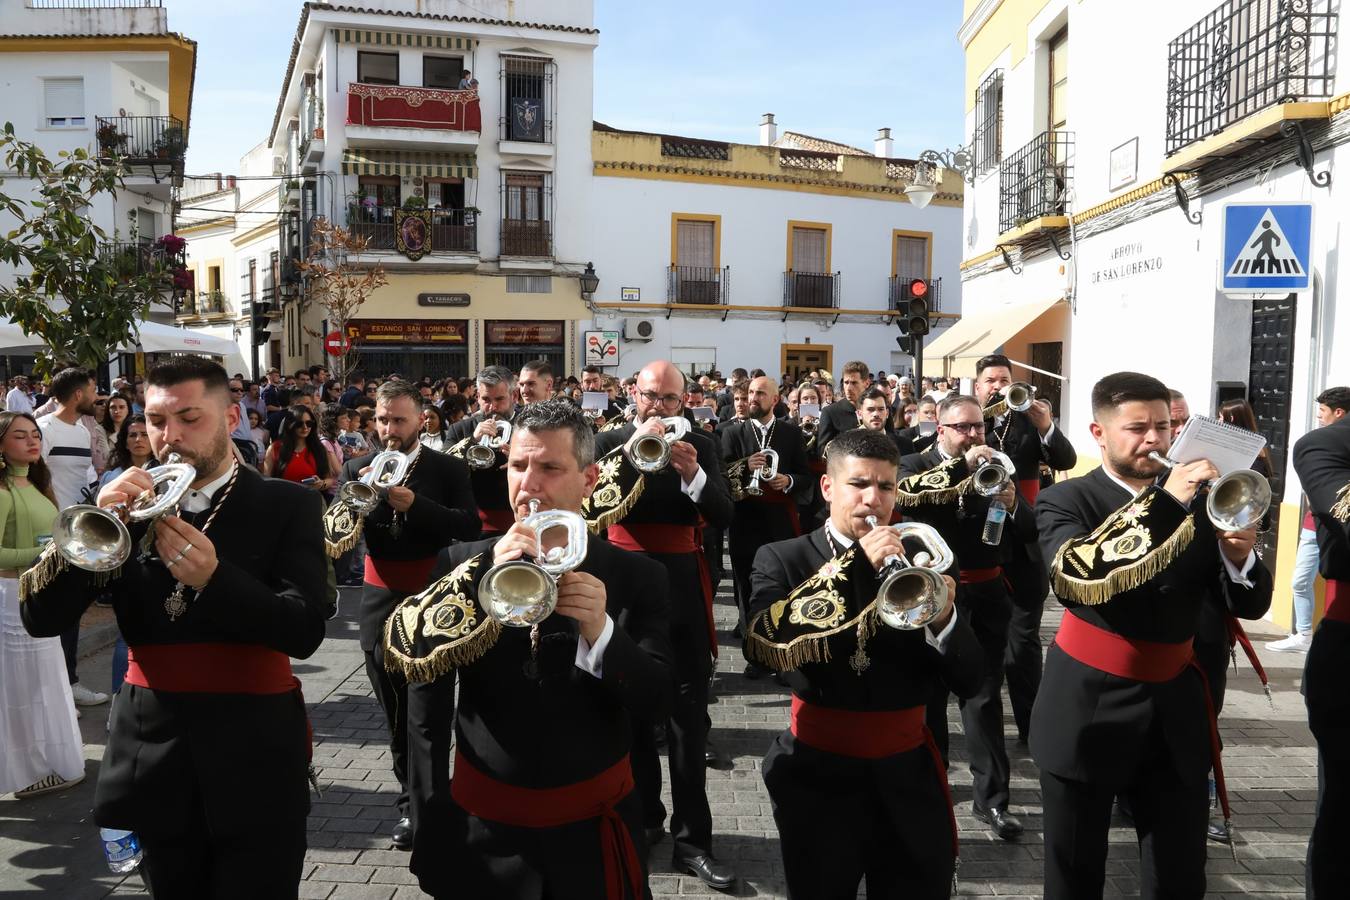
467, 418, 512, 470
336, 440, 411, 516
745, 448, 780, 496
51, 452, 197, 572
623, 416, 691, 474
799, 418, 817, 437
862, 517, 954, 630
971, 448, 1017, 497
1146, 451, 1272, 532
480, 499, 590, 627
1002, 382, 1037, 413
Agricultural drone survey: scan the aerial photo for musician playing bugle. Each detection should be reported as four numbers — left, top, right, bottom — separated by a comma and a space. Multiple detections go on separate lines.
391, 399, 672, 899
746, 428, 982, 898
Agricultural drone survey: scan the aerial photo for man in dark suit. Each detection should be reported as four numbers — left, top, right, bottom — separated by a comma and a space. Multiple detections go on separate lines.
22, 357, 331, 896
813, 359, 871, 451
340, 379, 480, 848
397, 400, 673, 899
592, 360, 737, 890
1292, 385, 1350, 897
444, 365, 519, 537
972, 353, 1078, 744
721, 375, 809, 674
746, 427, 983, 897
1033, 372, 1272, 899
899, 394, 1036, 841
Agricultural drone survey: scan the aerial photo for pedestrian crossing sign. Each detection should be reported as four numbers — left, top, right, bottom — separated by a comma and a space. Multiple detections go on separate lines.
1220, 202, 1313, 293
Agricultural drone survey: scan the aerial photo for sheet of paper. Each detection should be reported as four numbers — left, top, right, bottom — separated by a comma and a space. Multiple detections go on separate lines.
1168, 414, 1267, 476
581, 391, 609, 411
798, 402, 821, 419
690, 406, 714, 421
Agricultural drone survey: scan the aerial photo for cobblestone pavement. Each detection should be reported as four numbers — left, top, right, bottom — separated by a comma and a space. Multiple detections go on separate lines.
1, 579, 1315, 899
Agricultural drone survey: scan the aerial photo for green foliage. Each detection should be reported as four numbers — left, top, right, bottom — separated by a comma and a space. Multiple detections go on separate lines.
0, 121, 175, 376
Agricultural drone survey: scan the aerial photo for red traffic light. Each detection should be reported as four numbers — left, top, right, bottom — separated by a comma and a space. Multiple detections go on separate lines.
908, 278, 929, 299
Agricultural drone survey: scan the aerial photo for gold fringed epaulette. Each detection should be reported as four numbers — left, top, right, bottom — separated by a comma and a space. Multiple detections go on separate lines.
1332, 480, 1350, 522
598, 415, 629, 433
19, 541, 121, 602
582, 445, 645, 533
894, 456, 972, 508
726, 457, 750, 502
322, 501, 362, 559
982, 397, 1008, 420
383, 553, 502, 683
745, 547, 876, 672
1050, 487, 1196, 606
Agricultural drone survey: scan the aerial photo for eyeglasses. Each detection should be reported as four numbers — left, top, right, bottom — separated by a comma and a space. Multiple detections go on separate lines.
638, 390, 683, 406
230, 387, 244, 393
941, 421, 986, 434
296, 421, 314, 428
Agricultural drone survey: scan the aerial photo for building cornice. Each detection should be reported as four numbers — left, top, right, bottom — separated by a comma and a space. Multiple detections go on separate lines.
231, 221, 278, 248
958, 0, 1003, 49
593, 161, 963, 206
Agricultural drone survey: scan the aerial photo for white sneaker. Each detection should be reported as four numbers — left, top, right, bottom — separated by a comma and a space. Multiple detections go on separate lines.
1265, 632, 1312, 653
70, 682, 110, 706
14, 771, 85, 799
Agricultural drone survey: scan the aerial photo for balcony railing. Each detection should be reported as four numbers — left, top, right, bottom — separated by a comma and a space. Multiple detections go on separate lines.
1166, 0, 1337, 155
889, 275, 942, 312
783, 271, 840, 309
95, 116, 186, 164
177, 290, 230, 319
101, 241, 164, 277
667, 265, 729, 304
998, 131, 1073, 234
348, 206, 478, 254
347, 83, 481, 132
501, 219, 551, 257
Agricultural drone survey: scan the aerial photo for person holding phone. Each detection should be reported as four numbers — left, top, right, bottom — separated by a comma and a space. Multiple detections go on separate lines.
263, 406, 340, 494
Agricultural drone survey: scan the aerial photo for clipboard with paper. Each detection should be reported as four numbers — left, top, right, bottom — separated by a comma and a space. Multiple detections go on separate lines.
1167, 415, 1267, 476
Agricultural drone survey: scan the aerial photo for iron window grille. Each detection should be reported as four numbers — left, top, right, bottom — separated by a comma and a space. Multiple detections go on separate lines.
1166, 0, 1337, 156
782, 271, 841, 309
500, 55, 554, 143
668, 266, 730, 305
973, 70, 1004, 174
500, 172, 552, 257
998, 131, 1074, 234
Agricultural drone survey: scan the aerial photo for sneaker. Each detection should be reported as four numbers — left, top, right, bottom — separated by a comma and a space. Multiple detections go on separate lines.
70, 683, 110, 707
1265, 632, 1312, 653
14, 771, 85, 799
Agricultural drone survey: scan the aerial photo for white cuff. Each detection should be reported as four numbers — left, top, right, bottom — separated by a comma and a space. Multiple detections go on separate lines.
681, 465, 707, 502
574, 614, 614, 678
1040, 420, 1057, 444
1220, 546, 1257, 589
925, 604, 959, 652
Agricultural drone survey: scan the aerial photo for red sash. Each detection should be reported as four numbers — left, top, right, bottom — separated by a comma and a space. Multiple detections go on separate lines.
1225, 615, 1270, 692
479, 507, 516, 535
452, 750, 642, 900
790, 697, 958, 858
1017, 478, 1041, 505
363, 556, 437, 594
126, 643, 296, 694
959, 566, 1003, 585
609, 523, 717, 658
1325, 580, 1350, 624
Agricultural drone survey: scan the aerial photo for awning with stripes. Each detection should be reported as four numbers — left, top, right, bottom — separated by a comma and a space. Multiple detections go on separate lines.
332, 30, 477, 50
342, 149, 477, 179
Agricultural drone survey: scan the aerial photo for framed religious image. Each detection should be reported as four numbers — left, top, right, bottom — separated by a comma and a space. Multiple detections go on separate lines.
395, 209, 430, 261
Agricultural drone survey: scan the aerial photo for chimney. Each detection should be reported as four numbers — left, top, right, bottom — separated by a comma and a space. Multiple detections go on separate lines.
875, 127, 894, 158
760, 113, 777, 146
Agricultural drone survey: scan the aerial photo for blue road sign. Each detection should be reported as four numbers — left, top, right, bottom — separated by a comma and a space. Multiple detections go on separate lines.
1220, 202, 1313, 292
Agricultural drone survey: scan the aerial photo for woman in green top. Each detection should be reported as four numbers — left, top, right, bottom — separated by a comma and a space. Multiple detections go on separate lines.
0, 411, 85, 798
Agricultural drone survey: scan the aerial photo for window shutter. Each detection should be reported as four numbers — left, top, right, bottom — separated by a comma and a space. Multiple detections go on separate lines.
676, 220, 714, 269
44, 78, 85, 126
791, 228, 827, 273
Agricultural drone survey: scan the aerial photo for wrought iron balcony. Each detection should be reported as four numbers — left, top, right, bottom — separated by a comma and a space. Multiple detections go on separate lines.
1166, 0, 1337, 156
889, 275, 942, 312
501, 219, 551, 257
347, 83, 481, 133
782, 271, 840, 310
668, 266, 729, 305
176, 290, 231, 320
998, 131, 1073, 235
95, 116, 186, 165
347, 206, 479, 254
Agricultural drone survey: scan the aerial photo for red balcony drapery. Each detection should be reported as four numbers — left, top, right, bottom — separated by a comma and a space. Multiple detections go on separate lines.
347, 83, 482, 132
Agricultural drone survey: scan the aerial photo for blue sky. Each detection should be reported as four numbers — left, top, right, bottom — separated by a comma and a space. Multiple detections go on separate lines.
172, 0, 966, 176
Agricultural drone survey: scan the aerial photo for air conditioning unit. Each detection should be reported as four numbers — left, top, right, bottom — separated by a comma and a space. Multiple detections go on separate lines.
623, 318, 655, 342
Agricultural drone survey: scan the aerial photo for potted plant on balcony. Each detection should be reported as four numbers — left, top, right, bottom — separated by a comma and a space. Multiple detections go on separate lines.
403, 194, 427, 210
96, 121, 127, 155
154, 124, 186, 159
464, 205, 480, 226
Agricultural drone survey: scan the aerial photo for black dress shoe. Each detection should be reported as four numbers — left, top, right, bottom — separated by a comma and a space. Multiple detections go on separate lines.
972, 805, 1024, 840
1207, 820, 1232, 844
391, 816, 413, 850
704, 744, 732, 770
644, 825, 665, 847
674, 853, 736, 890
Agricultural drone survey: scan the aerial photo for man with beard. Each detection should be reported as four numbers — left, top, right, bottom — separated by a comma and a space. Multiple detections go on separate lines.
591, 361, 737, 890
1033, 371, 1271, 899
899, 394, 1035, 841
21, 357, 331, 895
445, 366, 519, 536
395, 400, 672, 899
814, 360, 872, 450
517, 359, 555, 406
722, 375, 809, 674
340, 379, 480, 849
971, 354, 1077, 745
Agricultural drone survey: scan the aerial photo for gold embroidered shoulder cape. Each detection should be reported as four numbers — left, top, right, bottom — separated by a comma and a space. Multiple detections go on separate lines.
383, 552, 501, 683
725, 457, 752, 502
1333, 480, 1350, 522
895, 456, 971, 507
323, 501, 362, 558
1050, 485, 1196, 606
581, 445, 645, 533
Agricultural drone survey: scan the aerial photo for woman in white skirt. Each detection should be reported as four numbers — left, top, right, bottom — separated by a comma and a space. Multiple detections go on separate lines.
0, 410, 84, 798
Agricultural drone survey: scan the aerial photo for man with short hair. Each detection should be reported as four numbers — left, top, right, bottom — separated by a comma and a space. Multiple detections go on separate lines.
445, 366, 520, 536
22, 357, 331, 895
262, 368, 284, 412
1169, 389, 1191, 438
36, 367, 106, 707
399, 399, 673, 898
340, 371, 366, 409
5, 375, 33, 414
814, 360, 871, 449
340, 379, 480, 849
1034, 371, 1271, 899
518, 359, 555, 405
294, 383, 319, 409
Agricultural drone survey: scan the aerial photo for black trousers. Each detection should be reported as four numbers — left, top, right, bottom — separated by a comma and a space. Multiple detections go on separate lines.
364, 643, 411, 815
1001, 553, 1046, 741
1306, 619, 1350, 898
926, 577, 1012, 810
631, 594, 714, 859
1041, 729, 1209, 900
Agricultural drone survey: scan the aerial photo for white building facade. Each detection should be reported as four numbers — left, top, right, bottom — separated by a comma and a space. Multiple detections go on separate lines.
950, 0, 1350, 628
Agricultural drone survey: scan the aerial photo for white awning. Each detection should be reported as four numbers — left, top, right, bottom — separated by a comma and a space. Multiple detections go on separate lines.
123, 322, 248, 375
0, 320, 46, 354
923, 297, 1064, 379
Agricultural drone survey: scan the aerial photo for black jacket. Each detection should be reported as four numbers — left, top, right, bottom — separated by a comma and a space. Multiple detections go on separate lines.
720, 417, 812, 508
1293, 416, 1350, 582
814, 399, 862, 452
444, 410, 518, 521
985, 409, 1077, 480
593, 422, 734, 532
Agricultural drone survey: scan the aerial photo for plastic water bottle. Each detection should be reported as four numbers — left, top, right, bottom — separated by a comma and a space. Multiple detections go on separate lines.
982, 499, 1007, 546
100, 828, 142, 874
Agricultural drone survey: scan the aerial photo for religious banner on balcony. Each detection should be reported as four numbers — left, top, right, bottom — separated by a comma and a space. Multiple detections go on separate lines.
510, 98, 544, 142
395, 209, 431, 261
347, 82, 482, 132
346, 319, 468, 345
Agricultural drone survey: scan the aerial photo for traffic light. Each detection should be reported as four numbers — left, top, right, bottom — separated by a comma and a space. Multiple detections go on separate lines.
896, 334, 916, 355
902, 277, 931, 336
251, 302, 272, 346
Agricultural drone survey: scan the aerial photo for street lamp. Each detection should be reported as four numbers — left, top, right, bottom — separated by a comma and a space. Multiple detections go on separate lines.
579, 261, 600, 299
904, 145, 978, 209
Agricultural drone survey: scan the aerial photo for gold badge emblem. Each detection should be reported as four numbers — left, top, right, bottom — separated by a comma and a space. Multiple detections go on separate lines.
788, 590, 846, 630
919, 470, 949, 489
423, 594, 478, 639
591, 483, 621, 509
1101, 526, 1152, 562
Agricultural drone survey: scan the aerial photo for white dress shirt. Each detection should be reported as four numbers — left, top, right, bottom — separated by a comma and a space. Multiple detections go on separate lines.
180, 464, 238, 515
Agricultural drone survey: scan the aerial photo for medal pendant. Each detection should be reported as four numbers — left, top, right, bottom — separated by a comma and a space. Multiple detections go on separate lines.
389, 516, 404, 540
164, 583, 188, 621
849, 645, 871, 674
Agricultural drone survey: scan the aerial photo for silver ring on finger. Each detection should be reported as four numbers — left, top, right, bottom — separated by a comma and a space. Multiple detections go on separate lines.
165, 558, 178, 569
182, 543, 194, 555
172, 550, 187, 564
